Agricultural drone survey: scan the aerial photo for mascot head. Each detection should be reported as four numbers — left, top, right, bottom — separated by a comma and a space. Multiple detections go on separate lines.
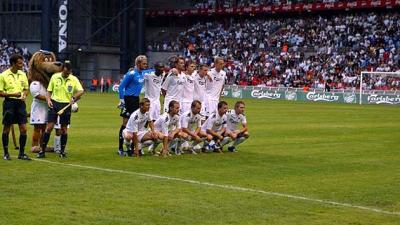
28, 50, 63, 87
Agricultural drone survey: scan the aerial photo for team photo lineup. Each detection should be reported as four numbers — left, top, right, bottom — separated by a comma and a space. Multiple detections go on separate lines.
118, 55, 249, 157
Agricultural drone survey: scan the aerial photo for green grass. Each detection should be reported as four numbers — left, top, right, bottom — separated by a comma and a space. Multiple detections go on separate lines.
1, 93, 400, 224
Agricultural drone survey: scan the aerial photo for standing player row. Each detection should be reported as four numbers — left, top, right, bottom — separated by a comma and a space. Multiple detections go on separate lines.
117, 55, 228, 155
161, 56, 226, 117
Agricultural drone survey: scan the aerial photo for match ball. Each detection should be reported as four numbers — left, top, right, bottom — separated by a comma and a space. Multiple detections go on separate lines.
71, 102, 79, 113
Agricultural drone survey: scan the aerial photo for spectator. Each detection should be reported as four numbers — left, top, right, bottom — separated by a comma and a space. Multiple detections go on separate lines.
0, 38, 30, 73
148, 12, 400, 90
90, 76, 98, 92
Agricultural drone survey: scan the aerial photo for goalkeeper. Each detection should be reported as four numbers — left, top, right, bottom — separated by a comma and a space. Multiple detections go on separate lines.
117, 55, 148, 156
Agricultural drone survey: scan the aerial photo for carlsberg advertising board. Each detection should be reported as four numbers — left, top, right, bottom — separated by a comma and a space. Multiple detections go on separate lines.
222, 86, 399, 105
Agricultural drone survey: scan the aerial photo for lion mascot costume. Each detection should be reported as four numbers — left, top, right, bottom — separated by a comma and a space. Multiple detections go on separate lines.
28, 50, 63, 152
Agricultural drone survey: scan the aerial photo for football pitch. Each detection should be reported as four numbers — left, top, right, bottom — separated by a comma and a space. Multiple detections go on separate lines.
1, 93, 399, 224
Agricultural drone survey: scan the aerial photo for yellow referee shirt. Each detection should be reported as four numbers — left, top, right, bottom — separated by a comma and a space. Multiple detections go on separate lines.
0, 69, 28, 99
48, 72, 84, 103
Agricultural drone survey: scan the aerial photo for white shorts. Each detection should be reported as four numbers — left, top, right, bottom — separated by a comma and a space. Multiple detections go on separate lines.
207, 99, 219, 116
30, 101, 48, 125
180, 101, 191, 115
182, 126, 198, 136
225, 129, 240, 136
123, 129, 148, 142
204, 128, 224, 135
184, 132, 200, 141
200, 100, 207, 117
149, 99, 161, 121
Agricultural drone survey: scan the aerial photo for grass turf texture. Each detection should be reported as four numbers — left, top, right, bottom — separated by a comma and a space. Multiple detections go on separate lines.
1, 93, 399, 224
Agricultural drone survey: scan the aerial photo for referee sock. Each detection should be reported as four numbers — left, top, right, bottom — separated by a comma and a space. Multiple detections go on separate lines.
40, 132, 51, 153
2, 133, 9, 155
60, 134, 68, 154
118, 125, 125, 151
18, 133, 27, 156
54, 135, 61, 152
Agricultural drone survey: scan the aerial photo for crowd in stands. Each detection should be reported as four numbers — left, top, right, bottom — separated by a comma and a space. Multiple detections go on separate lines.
193, 0, 341, 9
148, 12, 400, 90
0, 38, 30, 73
147, 41, 181, 52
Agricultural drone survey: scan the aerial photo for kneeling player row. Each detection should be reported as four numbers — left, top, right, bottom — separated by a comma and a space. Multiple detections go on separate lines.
121, 98, 249, 157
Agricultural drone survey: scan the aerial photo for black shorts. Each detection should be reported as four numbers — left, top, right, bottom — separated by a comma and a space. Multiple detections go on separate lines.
48, 100, 71, 125
2, 98, 28, 125
120, 96, 139, 118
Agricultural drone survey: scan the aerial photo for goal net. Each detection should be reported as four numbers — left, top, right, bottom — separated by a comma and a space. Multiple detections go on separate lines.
359, 71, 400, 105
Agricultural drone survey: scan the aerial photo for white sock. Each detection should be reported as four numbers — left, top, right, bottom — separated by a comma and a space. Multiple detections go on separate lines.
149, 141, 160, 152
193, 143, 202, 150
142, 140, 154, 153
232, 137, 247, 147
169, 138, 180, 151
209, 140, 215, 147
123, 139, 132, 151
123, 139, 131, 145
54, 135, 61, 152
181, 140, 190, 150
220, 137, 232, 146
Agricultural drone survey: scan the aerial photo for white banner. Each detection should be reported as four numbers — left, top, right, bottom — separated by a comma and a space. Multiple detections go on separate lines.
58, 0, 68, 53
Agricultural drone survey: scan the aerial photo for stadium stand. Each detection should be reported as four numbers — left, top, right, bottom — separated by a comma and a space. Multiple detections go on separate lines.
148, 12, 400, 90
188, 0, 343, 9
0, 38, 30, 73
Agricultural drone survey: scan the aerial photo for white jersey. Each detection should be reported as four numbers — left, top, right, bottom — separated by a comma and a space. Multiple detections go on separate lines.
154, 113, 181, 136
206, 68, 226, 101
144, 71, 163, 100
180, 111, 202, 132
226, 109, 247, 131
125, 109, 151, 133
161, 72, 186, 101
29, 81, 48, 124
181, 71, 195, 103
193, 73, 207, 102
201, 112, 227, 132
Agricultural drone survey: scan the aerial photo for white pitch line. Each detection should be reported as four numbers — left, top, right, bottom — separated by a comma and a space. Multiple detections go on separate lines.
34, 159, 400, 216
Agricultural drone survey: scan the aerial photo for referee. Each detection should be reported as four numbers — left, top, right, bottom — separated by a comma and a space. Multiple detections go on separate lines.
37, 60, 84, 158
117, 55, 148, 155
0, 54, 30, 160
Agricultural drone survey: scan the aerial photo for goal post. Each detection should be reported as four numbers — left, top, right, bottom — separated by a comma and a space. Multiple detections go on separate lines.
359, 71, 400, 105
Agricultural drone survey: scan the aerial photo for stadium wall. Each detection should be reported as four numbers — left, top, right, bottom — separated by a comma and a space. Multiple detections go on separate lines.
146, 51, 180, 67
74, 47, 121, 88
